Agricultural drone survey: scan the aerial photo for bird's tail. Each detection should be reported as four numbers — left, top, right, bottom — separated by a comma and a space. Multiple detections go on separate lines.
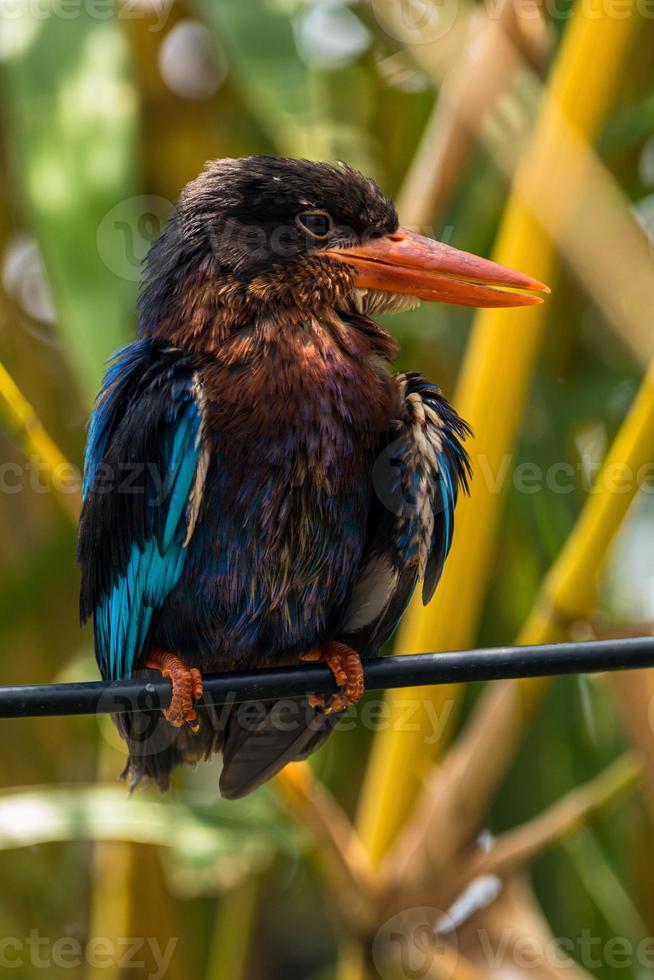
113, 698, 338, 796
218, 697, 339, 799
114, 703, 223, 792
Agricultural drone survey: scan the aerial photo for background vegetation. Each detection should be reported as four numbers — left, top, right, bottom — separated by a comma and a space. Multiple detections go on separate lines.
0, 1, 653, 978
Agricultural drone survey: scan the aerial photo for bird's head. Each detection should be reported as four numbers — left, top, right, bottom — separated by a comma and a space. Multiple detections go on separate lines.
140, 156, 548, 341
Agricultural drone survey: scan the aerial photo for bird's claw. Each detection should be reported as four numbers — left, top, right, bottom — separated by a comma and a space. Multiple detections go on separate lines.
307, 692, 349, 714
146, 652, 204, 732
302, 642, 364, 715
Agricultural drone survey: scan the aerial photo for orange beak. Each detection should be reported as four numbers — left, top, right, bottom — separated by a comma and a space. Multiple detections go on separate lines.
325, 227, 549, 308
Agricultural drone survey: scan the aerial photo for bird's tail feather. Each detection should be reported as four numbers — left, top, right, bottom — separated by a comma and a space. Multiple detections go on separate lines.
218, 698, 339, 799
113, 698, 338, 796
114, 702, 224, 792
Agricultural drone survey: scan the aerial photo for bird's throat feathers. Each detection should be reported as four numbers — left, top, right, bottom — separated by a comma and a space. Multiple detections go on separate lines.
139, 259, 400, 367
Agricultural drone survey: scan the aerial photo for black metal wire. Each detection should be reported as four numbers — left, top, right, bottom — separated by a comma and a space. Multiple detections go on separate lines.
0, 636, 653, 719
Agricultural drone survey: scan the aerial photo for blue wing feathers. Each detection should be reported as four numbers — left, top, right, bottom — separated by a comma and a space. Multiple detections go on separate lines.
439, 453, 454, 557
78, 341, 204, 680
83, 340, 154, 498
422, 404, 471, 604
161, 419, 201, 552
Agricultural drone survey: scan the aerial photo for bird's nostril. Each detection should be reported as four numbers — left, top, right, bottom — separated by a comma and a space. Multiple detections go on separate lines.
388, 233, 404, 242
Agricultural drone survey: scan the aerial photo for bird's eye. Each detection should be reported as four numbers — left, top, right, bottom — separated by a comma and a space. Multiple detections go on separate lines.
296, 210, 333, 240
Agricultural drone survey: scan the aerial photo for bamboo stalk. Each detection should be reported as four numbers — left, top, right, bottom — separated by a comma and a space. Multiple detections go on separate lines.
521, 357, 654, 643
275, 764, 380, 925
83, 735, 136, 980
465, 753, 640, 882
396, 1, 549, 228
0, 334, 130, 979
387, 338, 654, 893
608, 668, 654, 818
396, 1, 654, 367
0, 359, 81, 522
355, 6, 641, 868
205, 877, 259, 980
83, 841, 133, 980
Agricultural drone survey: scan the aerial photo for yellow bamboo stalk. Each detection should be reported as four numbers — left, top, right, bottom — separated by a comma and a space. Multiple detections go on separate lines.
83, 842, 133, 980
519, 370, 654, 648
397, 346, 654, 862
83, 741, 135, 980
0, 355, 126, 969
355, 6, 641, 866
471, 348, 654, 744
518, 348, 654, 652
396, 1, 549, 228
0, 359, 81, 522
206, 877, 259, 980
0, 360, 134, 974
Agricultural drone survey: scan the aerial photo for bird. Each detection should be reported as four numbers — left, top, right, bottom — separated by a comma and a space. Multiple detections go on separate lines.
77, 156, 548, 799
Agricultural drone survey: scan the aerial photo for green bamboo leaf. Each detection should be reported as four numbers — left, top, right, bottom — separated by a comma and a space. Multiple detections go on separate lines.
0, 784, 296, 895
192, 0, 323, 157
1, 14, 140, 403
191, 0, 377, 171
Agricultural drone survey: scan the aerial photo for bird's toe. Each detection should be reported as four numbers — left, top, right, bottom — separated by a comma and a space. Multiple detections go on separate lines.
146, 651, 203, 732
302, 641, 364, 713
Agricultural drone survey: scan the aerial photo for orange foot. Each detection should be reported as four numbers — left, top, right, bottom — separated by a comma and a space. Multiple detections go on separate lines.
145, 651, 204, 733
301, 641, 364, 715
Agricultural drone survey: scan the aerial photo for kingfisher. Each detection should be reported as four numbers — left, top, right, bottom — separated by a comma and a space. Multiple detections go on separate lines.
78, 156, 547, 798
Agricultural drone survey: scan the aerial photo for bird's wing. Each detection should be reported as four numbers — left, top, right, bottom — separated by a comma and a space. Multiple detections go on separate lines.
337, 371, 471, 655
78, 340, 208, 680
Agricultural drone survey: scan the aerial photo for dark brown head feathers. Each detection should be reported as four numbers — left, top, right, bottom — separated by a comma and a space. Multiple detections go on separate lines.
138, 156, 400, 352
